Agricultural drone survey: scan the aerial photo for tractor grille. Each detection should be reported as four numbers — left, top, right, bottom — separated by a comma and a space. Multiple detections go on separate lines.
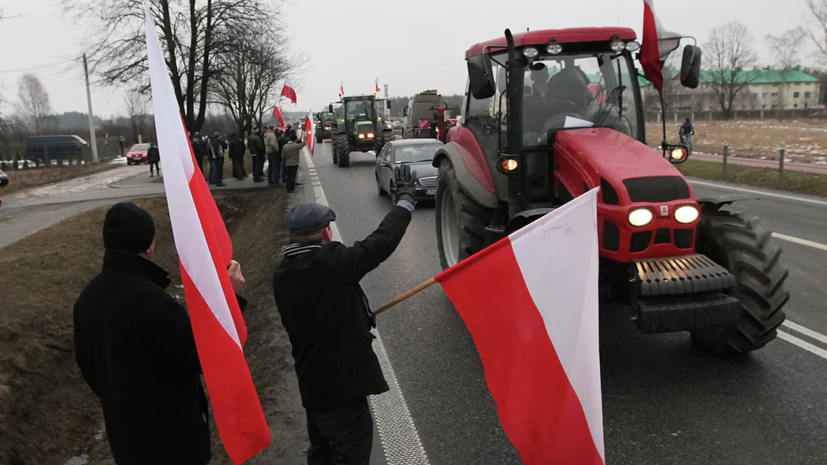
633, 254, 736, 297
603, 220, 620, 252
674, 229, 694, 249
418, 176, 437, 188
623, 176, 690, 203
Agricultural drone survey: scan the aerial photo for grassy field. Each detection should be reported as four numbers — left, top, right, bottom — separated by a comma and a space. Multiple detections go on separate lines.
678, 159, 827, 197
0, 188, 304, 465
647, 119, 827, 164
1, 162, 120, 195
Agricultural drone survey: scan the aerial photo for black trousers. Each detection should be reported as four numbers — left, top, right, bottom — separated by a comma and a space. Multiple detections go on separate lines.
252, 154, 265, 181
232, 157, 246, 179
210, 159, 224, 185
149, 161, 160, 175
285, 165, 299, 192
267, 152, 282, 185
306, 397, 373, 465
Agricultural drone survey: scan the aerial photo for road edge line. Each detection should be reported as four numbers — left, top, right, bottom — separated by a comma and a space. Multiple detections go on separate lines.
302, 148, 431, 465
778, 330, 827, 361
772, 233, 827, 252
689, 179, 827, 207
782, 320, 827, 346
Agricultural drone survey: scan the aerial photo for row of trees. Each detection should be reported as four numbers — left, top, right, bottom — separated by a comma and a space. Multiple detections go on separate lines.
680, 0, 827, 118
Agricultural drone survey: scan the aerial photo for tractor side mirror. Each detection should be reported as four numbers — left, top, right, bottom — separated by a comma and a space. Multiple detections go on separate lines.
403, 107, 409, 117
328, 104, 334, 113
467, 54, 496, 100
680, 45, 702, 89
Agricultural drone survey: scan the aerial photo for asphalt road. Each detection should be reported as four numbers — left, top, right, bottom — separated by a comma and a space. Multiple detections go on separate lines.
309, 141, 827, 465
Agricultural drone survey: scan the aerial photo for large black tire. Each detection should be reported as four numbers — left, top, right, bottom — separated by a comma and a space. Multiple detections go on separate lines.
316, 131, 323, 144
691, 210, 789, 354
334, 134, 350, 167
435, 158, 493, 271
375, 172, 387, 196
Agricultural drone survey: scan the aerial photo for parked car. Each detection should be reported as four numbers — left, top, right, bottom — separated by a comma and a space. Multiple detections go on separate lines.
26, 135, 87, 163
126, 143, 151, 165
375, 139, 442, 200
0, 167, 8, 187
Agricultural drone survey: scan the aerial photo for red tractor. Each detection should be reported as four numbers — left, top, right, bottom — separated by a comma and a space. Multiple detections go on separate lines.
433, 28, 789, 354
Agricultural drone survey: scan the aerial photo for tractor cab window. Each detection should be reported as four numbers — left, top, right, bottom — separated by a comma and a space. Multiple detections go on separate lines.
521, 52, 641, 146
347, 101, 372, 121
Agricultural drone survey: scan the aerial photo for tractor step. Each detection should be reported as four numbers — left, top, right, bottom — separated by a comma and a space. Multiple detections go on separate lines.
634, 293, 741, 333
632, 254, 736, 298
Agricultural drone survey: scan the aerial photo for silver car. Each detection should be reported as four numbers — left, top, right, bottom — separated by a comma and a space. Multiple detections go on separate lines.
375, 139, 442, 201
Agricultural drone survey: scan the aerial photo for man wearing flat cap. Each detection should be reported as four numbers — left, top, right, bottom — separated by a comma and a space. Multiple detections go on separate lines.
73, 202, 247, 465
273, 165, 417, 465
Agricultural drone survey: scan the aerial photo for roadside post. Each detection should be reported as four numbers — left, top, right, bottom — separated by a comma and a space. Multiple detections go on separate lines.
722, 145, 729, 182
778, 149, 786, 189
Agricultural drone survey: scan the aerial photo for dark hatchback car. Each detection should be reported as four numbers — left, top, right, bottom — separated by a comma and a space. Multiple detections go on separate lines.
375, 139, 442, 201
0, 167, 8, 187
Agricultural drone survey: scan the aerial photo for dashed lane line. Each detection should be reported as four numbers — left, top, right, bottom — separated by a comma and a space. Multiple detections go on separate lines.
302, 148, 431, 465
778, 330, 827, 361
783, 320, 827, 347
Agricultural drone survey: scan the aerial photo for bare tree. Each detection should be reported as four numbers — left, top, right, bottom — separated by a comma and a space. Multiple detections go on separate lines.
766, 27, 807, 110
124, 90, 149, 143
805, 0, 827, 65
15, 74, 52, 134
210, 30, 303, 135
705, 22, 760, 119
64, 0, 284, 133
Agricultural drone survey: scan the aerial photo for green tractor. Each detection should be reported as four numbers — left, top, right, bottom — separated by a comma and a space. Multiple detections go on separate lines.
329, 95, 392, 167
314, 110, 336, 143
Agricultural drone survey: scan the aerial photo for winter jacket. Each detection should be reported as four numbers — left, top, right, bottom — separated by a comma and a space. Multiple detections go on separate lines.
209, 138, 227, 160
264, 131, 279, 154
147, 146, 160, 163
228, 138, 246, 159
273, 206, 412, 412
680, 121, 694, 136
74, 250, 246, 465
282, 141, 306, 167
191, 140, 204, 159
247, 133, 265, 155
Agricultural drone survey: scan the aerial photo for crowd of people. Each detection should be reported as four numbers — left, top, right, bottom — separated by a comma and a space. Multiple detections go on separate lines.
185, 124, 306, 192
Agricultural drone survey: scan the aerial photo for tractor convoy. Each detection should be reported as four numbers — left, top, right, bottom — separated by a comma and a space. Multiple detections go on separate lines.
313, 26, 790, 355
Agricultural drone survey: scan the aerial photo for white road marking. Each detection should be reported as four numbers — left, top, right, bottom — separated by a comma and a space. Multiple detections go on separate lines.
778, 330, 827, 361
689, 180, 827, 207
772, 233, 827, 252
783, 320, 827, 346
302, 148, 431, 465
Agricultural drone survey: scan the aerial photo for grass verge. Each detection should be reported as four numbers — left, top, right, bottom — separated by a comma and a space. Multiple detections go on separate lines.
1, 163, 121, 195
0, 188, 305, 465
678, 159, 827, 197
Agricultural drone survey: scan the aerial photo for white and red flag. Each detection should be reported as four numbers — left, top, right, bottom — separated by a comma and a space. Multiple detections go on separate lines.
143, 6, 271, 464
339, 80, 345, 98
272, 100, 285, 127
281, 77, 297, 105
374, 77, 380, 95
641, 0, 681, 95
305, 110, 316, 155
435, 189, 604, 465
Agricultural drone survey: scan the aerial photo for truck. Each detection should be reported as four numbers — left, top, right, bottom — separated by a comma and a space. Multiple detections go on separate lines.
432, 27, 789, 354
402, 90, 448, 140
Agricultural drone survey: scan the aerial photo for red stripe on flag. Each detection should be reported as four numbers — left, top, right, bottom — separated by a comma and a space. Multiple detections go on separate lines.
435, 239, 604, 465
180, 268, 271, 463
641, 0, 664, 94
282, 85, 297, 105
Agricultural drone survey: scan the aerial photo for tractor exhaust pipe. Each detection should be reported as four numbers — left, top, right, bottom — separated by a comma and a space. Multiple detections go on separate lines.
504, 29, 527, 216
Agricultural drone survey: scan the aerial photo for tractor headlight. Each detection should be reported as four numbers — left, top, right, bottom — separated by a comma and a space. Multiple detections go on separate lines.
628, 208, 653, 227
367, 133, 375, 139
610, 40, 626, 52
625, 41, 641, 52
523, 47, 539, 58
358, 134, 365, 139
546, 43, 563, 55
675, 205, 699, 224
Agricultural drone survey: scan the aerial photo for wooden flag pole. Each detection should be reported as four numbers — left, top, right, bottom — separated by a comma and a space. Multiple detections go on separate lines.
373, 277, 437, 315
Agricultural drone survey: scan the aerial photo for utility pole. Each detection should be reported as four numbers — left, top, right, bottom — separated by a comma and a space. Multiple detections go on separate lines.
83, 54, 99, 162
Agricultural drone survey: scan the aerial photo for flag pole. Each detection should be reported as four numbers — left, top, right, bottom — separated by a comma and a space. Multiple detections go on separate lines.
373, 277, 437, 315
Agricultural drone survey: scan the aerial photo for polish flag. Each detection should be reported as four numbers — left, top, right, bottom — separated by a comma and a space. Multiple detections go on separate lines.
435, 189, 603, 465
272, 100, 285, 127
374, 77, 380, 95
281, 77, 297, 105
641, 0, 681, 95
143, 7, 271, 464
339, 80, 345, 98
305, 110, 315, 155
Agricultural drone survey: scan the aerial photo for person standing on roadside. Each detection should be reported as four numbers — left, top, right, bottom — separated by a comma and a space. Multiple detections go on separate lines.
264, 125, 281, 186
272, 166, 417, 465
209, 132, 227, 187
74, 202, 248, 465
191, 133, 206, 177
147, 142, 161, 178
228, 132, 247, 180
248, 128, 266, 183
281, 133, 305, 193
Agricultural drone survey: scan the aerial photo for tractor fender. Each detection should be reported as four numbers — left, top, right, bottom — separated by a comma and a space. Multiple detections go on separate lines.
697, 194, 759, 213
432, 141, 498, 210
505, 208, 555, 235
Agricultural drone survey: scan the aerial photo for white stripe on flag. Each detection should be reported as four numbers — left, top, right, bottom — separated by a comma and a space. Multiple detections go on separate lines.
144, 7, 241, 347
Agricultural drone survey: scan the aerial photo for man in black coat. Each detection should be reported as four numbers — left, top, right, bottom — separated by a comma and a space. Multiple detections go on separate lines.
74, 203, 247, 465
191, 133, 205, 177
248, 128, 266, 183
272, 165, 417, 465
228, 132, 247, 180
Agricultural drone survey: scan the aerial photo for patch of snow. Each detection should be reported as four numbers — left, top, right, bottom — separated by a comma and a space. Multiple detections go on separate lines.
64, 454, 88, 465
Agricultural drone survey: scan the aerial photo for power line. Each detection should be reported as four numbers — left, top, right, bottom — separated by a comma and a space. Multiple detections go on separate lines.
0, 58, 78, 75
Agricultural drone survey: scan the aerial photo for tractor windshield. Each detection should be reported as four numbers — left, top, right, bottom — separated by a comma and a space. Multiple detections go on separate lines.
490, 51, 642, 147
346, 100, 373, 121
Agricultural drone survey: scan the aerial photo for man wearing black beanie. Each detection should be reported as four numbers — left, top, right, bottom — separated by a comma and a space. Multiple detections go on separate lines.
73, 202, 248, 465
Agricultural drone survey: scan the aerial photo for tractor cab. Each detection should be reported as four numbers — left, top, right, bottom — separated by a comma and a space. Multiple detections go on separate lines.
329, 95, 392, 167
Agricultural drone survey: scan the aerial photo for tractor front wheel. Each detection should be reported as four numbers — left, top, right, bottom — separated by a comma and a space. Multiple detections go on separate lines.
316, 131, 323, 144
691, 210, 789, 354
435, 158, 492, 271
333, 134, 349, 167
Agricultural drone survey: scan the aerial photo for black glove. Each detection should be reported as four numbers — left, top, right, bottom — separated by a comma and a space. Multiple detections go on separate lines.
394, 164, 417, 204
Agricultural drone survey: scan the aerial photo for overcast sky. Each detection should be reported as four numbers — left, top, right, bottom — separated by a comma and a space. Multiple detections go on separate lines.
0, 0, 816, 119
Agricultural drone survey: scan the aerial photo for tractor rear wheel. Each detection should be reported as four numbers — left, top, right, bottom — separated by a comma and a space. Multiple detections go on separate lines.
435, 158, 493, 271
691, 210, 789, 354
334, 134, 349, 167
